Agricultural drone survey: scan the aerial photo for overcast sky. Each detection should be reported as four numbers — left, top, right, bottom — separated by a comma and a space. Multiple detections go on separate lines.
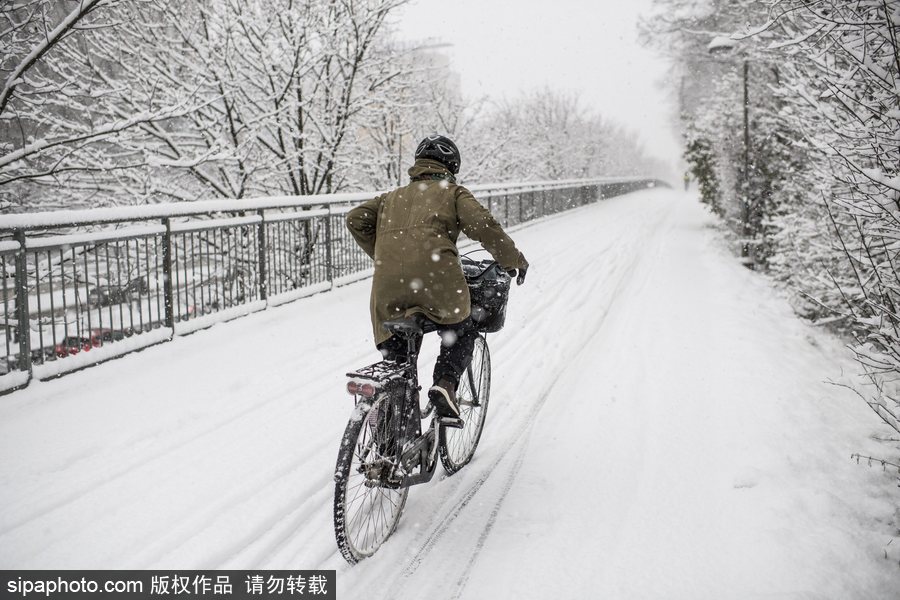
391, 0, 682, 169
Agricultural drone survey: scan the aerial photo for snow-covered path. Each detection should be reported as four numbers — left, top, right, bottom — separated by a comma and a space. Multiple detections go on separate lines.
1, 189, 897, 598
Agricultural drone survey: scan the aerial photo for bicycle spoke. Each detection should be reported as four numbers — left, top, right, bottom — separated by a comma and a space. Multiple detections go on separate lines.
439, 335, 491, 474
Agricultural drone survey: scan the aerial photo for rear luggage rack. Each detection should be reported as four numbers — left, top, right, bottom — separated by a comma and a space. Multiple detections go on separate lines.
347, 360, 408, 382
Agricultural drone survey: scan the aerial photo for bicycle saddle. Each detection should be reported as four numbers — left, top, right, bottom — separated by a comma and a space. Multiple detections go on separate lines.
382, 316, 425, 337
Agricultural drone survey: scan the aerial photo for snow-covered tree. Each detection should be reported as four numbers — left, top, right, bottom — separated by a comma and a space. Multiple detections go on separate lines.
453, 88, 667, 184
349, 41, 470, 189
98, 0, 412, 199
0, 0, 204, 209
1, 0, 416, 208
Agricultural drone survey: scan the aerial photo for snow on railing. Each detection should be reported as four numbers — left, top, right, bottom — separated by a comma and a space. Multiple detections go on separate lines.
0, 176, 664, 392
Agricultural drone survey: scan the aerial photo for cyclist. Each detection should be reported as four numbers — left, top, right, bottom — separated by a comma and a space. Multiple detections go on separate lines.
346, 134, 528, 421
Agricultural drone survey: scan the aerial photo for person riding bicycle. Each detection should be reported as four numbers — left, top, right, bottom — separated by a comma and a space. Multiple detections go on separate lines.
346, 134, 528, 421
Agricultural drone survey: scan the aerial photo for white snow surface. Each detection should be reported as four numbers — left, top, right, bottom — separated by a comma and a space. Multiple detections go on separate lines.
1, 189, 897, 598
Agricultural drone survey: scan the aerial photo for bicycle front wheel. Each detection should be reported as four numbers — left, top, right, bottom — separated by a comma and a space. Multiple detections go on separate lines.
333, 393, 408, 564
439, 334, 491, 474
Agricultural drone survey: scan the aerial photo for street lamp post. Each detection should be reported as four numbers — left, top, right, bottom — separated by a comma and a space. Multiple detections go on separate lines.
708, 37, 753, 265
741, 59, 750, 261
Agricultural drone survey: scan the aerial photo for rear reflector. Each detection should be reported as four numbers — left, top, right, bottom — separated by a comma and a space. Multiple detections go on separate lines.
347, 380, 377, 398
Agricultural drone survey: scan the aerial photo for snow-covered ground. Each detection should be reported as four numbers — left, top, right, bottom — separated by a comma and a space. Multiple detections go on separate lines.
1, 188, 897, 598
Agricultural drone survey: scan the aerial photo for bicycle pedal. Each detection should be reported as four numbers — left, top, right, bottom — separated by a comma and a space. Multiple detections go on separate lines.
437, 416, 464, 429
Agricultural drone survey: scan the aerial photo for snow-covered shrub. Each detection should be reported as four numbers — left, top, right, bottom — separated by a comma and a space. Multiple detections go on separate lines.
763, 0, 900, 434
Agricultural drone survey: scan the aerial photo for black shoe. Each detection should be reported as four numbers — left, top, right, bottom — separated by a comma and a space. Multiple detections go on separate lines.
428, 378, 460, 419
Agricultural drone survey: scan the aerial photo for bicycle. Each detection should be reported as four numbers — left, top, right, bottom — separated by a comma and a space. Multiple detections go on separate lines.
332, 257, 510, 564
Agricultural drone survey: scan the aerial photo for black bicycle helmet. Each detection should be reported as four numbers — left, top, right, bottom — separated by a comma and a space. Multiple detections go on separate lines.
414, 134, 461, 174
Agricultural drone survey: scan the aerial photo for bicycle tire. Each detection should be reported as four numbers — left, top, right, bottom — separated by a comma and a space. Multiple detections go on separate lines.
333, 393, 409, 564
439, 334, 491, 474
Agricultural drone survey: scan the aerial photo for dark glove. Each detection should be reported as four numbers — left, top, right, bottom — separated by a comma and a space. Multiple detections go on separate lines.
506, 261, 528, 286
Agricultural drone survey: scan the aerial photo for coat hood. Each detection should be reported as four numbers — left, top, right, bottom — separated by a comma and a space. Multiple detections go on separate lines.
408, 158, 456, 183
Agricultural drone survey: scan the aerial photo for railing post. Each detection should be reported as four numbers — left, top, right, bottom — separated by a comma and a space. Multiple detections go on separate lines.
504, 191, 509, 227
257, 210, 268, 301
325, 208, 334, 285
161, 218, 175, 329
13, 229, 31, 375
518, 193, 524, 223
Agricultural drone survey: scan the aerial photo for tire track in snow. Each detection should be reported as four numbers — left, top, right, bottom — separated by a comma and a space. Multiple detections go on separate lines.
475, 198, 669, 432
450, 429, 530, 600
449, 200, 674, 599
0, 347, 374, 543
210, 481, 334, 570
131, 353, 387, 567
131, 450, 335, 568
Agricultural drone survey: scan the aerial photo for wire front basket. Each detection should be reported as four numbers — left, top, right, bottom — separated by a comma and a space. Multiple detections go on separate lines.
462, 256, 511, 333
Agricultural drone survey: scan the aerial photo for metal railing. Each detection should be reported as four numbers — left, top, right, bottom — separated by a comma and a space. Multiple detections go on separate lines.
0, 176, 664, 392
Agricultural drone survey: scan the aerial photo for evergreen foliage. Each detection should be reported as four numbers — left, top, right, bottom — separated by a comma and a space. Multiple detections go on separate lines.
684, 130, 722, 217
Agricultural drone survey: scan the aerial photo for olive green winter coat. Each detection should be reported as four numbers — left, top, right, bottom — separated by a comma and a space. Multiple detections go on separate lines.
347, 159, 529, 345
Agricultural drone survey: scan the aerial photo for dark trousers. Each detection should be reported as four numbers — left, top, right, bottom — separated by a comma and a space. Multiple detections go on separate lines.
377, 317, 478, 388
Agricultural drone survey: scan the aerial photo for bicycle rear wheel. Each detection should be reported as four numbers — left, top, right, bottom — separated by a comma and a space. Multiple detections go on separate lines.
333, 393, 408, 564
439, 334, 491, 474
